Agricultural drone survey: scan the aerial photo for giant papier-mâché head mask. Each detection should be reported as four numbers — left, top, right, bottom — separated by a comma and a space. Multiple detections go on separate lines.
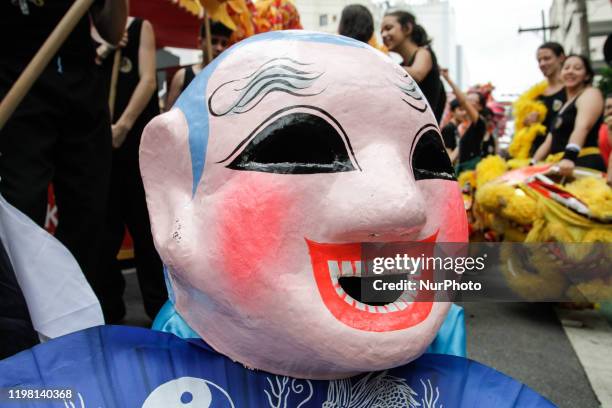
141, 31, 468, 379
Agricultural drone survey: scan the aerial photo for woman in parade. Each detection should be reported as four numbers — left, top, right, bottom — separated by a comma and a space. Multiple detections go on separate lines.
510, 43, 566, 159
381, 10, 446, 123
441, 69, 488, 173
95, 17, 167, 323
532, 55, 605, 175
530, 43, 567, 154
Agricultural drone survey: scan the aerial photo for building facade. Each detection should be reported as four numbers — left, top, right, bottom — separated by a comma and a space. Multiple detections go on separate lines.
549, 0, 612, 70
293, 0, 380, 35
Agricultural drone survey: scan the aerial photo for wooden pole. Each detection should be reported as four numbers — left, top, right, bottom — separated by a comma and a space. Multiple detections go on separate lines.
203, 10, 213, 65
108, 49, 122, 121
0, 0, 95, 130
576, 0, 590, 59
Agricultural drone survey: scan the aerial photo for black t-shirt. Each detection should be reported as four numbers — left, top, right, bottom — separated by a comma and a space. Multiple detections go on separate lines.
538, 87, 566, 132
458, 116, 486, 163
1, 0, 103, 64
481, 133, 496, 157
99, 19, 159, 129
550, 97, 601, 154
441, 122, 459, 150
405, 47, 446, 123
182, 65, 196, 92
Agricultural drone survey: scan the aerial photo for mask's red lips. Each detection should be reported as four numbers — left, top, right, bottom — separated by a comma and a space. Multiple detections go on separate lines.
306, 232, 437, 332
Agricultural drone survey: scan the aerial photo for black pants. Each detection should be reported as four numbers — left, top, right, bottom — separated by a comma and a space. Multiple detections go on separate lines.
0, 237, 38, 359
0, 58, 111, 310
98, 129, 167, 322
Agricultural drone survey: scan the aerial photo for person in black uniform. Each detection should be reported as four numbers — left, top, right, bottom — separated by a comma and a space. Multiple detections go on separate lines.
381, 10, 446, 123
533, 55, 605, 174
526, 42, 567, 156
0, 0, 126, 356
95, 17, 167, 323
441, 99, 466, 160
166, 21, 233, 109
480, 107, 497, 158
440, 69, 487, 173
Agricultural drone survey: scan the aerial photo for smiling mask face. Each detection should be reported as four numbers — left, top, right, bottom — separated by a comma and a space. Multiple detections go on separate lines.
140, 31, 468, 379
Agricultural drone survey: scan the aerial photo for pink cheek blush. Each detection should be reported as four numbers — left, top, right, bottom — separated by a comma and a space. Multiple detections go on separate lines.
438, 183, 469, 241
216, 173, 293, 296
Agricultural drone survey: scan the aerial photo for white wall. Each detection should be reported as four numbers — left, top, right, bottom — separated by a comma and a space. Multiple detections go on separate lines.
293, 0, 380, 34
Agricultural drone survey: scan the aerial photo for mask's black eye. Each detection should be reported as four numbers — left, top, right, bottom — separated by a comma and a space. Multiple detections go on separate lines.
227, 112, 357, 174
412, 129, 456, 181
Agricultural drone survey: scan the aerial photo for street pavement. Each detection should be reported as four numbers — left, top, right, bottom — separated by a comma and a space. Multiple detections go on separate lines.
123, 271, 604, 408
461, 302, 600, 408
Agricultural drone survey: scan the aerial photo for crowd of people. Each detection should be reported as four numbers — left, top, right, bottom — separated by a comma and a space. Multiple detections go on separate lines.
337, 5, 610, 182
0, 0, 240, 360
0, 0, 610, 362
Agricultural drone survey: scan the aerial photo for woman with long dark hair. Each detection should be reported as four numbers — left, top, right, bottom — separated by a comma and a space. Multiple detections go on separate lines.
532, 55, 605, 174
381, 10, 446, 123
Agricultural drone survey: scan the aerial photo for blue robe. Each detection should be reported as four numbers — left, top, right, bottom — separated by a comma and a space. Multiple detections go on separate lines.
152, 301, 467, 358
0, 325, 554, 407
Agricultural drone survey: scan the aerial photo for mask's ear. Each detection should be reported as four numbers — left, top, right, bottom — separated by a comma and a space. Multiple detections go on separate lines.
139, 109, 194, 262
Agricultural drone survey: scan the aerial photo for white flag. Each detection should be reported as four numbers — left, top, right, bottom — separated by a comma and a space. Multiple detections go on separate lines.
0, 194, 103, 340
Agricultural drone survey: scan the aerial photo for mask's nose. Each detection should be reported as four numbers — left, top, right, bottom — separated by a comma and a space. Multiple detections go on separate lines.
324, 142, 427, 242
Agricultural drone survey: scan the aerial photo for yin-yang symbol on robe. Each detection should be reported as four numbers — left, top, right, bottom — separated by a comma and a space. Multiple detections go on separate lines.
142, 377, 234, 408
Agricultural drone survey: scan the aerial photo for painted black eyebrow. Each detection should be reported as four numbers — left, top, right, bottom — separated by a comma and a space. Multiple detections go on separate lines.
231, 74, 323, 110
215, 104, 362, 171
233, 64, 320, 92
396, 81, 423, 101
240, 57, 314, 79
208, 58, 324, 117
389, 72, 428, 114
402, 99, 428, 113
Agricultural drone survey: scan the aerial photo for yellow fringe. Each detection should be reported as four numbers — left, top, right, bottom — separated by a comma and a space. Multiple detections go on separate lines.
513, 81, 548, 133
565, 177, 612, 220
457, 170, 476, 190
475, 155, 507, 187
508, 124, 547, 159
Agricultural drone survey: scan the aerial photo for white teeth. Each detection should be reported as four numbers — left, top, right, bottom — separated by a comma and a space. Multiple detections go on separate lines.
328, 260, 341, 278
386, 303, 400, 312
343, 296, 354, 306
328, 260, 362, 278
354, 261, 362, 276
341, 261, 353, 276
326, 258, 416, 314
